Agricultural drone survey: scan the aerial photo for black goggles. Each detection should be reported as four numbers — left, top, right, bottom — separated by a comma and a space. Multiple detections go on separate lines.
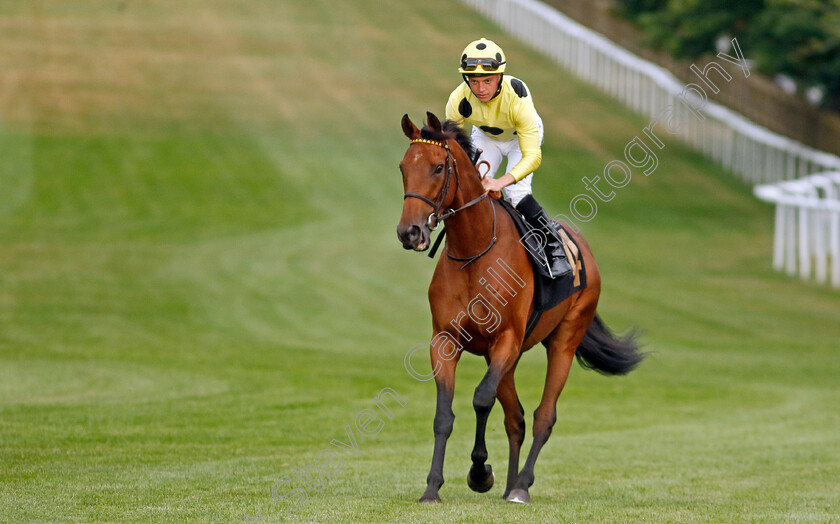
461, 57, 504, 71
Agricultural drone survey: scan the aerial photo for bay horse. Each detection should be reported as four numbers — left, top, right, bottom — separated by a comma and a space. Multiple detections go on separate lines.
397, 112, 644, 504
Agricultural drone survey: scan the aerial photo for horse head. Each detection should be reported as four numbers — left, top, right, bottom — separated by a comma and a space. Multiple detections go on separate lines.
397, 112, 465, 251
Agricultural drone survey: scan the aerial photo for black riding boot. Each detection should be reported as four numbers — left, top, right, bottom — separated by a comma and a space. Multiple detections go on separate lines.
516, 194, 573, 279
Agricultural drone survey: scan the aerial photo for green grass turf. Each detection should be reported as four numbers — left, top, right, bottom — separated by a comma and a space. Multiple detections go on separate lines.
1, 0, 838, 522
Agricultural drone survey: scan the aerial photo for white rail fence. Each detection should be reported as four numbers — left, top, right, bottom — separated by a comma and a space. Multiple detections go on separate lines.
461, 0, 840, 287
754, 174, 840, 287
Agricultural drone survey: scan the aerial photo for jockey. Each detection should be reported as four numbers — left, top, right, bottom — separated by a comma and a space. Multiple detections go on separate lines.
445, 38, 572, 278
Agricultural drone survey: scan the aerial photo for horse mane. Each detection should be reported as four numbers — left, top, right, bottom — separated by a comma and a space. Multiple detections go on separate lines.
420, 120, 477, 161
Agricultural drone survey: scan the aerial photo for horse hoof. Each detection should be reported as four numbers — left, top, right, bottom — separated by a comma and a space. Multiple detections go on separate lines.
467, 464, 494, 493
419, 494, 441, 504
505, 488, 530, 504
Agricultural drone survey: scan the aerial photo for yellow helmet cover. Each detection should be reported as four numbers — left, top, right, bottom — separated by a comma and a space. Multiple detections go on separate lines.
458, 38, 507, 74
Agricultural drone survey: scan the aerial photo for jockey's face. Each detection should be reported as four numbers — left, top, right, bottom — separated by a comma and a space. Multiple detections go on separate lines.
467, 74, 501, 103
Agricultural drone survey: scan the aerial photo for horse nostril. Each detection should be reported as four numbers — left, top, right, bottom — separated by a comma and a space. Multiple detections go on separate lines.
397, 225, 420, 243
397, 224, 423, 249
407, 225, 421, 241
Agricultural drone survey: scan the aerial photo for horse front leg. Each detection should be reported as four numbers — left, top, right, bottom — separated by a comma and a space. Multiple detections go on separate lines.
420, 354, 459, 503
467, 333, 521, 494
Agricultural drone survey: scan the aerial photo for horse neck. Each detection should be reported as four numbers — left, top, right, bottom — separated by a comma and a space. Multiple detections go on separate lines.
443, 146, 496, 261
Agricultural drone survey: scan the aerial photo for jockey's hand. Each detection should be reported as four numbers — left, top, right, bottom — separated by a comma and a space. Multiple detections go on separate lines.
481, 173, 515, 198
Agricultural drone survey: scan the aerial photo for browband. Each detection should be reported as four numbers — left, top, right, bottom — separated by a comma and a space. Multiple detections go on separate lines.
410, 138, 448, 149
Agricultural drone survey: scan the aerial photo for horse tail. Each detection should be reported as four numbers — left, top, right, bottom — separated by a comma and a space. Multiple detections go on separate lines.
575, 314, 644, 375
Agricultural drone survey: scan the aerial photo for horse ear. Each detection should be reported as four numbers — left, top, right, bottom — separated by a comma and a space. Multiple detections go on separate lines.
426, 111, 442, 132
401, 114, 420, 139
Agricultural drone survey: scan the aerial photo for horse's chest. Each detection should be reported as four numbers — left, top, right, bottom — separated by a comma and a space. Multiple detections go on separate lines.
430, 273, 526, 350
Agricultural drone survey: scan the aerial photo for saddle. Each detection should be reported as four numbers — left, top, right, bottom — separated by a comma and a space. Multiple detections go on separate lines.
428, 199, 587, 342
496, 199, 587, 340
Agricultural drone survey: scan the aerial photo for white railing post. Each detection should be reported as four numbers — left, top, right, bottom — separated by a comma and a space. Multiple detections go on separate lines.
755, 173, 840, 287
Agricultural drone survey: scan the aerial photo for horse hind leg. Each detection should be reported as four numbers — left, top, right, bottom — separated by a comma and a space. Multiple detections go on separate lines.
507, 315, 590, 503
495, 369, 526, 499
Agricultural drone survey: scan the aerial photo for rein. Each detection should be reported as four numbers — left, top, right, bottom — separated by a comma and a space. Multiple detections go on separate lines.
444, 200, 497, 268
403, 137, 497, 268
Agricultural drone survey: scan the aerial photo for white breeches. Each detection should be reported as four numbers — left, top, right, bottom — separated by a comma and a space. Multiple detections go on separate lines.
469, 113, 544, 207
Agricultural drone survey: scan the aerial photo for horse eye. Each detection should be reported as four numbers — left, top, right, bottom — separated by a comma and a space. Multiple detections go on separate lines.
433, 163, 444, 175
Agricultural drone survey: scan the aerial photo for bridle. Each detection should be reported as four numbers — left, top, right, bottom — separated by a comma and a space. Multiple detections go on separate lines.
402, 137, 497, 267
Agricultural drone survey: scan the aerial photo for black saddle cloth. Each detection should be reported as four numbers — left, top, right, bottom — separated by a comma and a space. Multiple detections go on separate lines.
496, 199, 587, 339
